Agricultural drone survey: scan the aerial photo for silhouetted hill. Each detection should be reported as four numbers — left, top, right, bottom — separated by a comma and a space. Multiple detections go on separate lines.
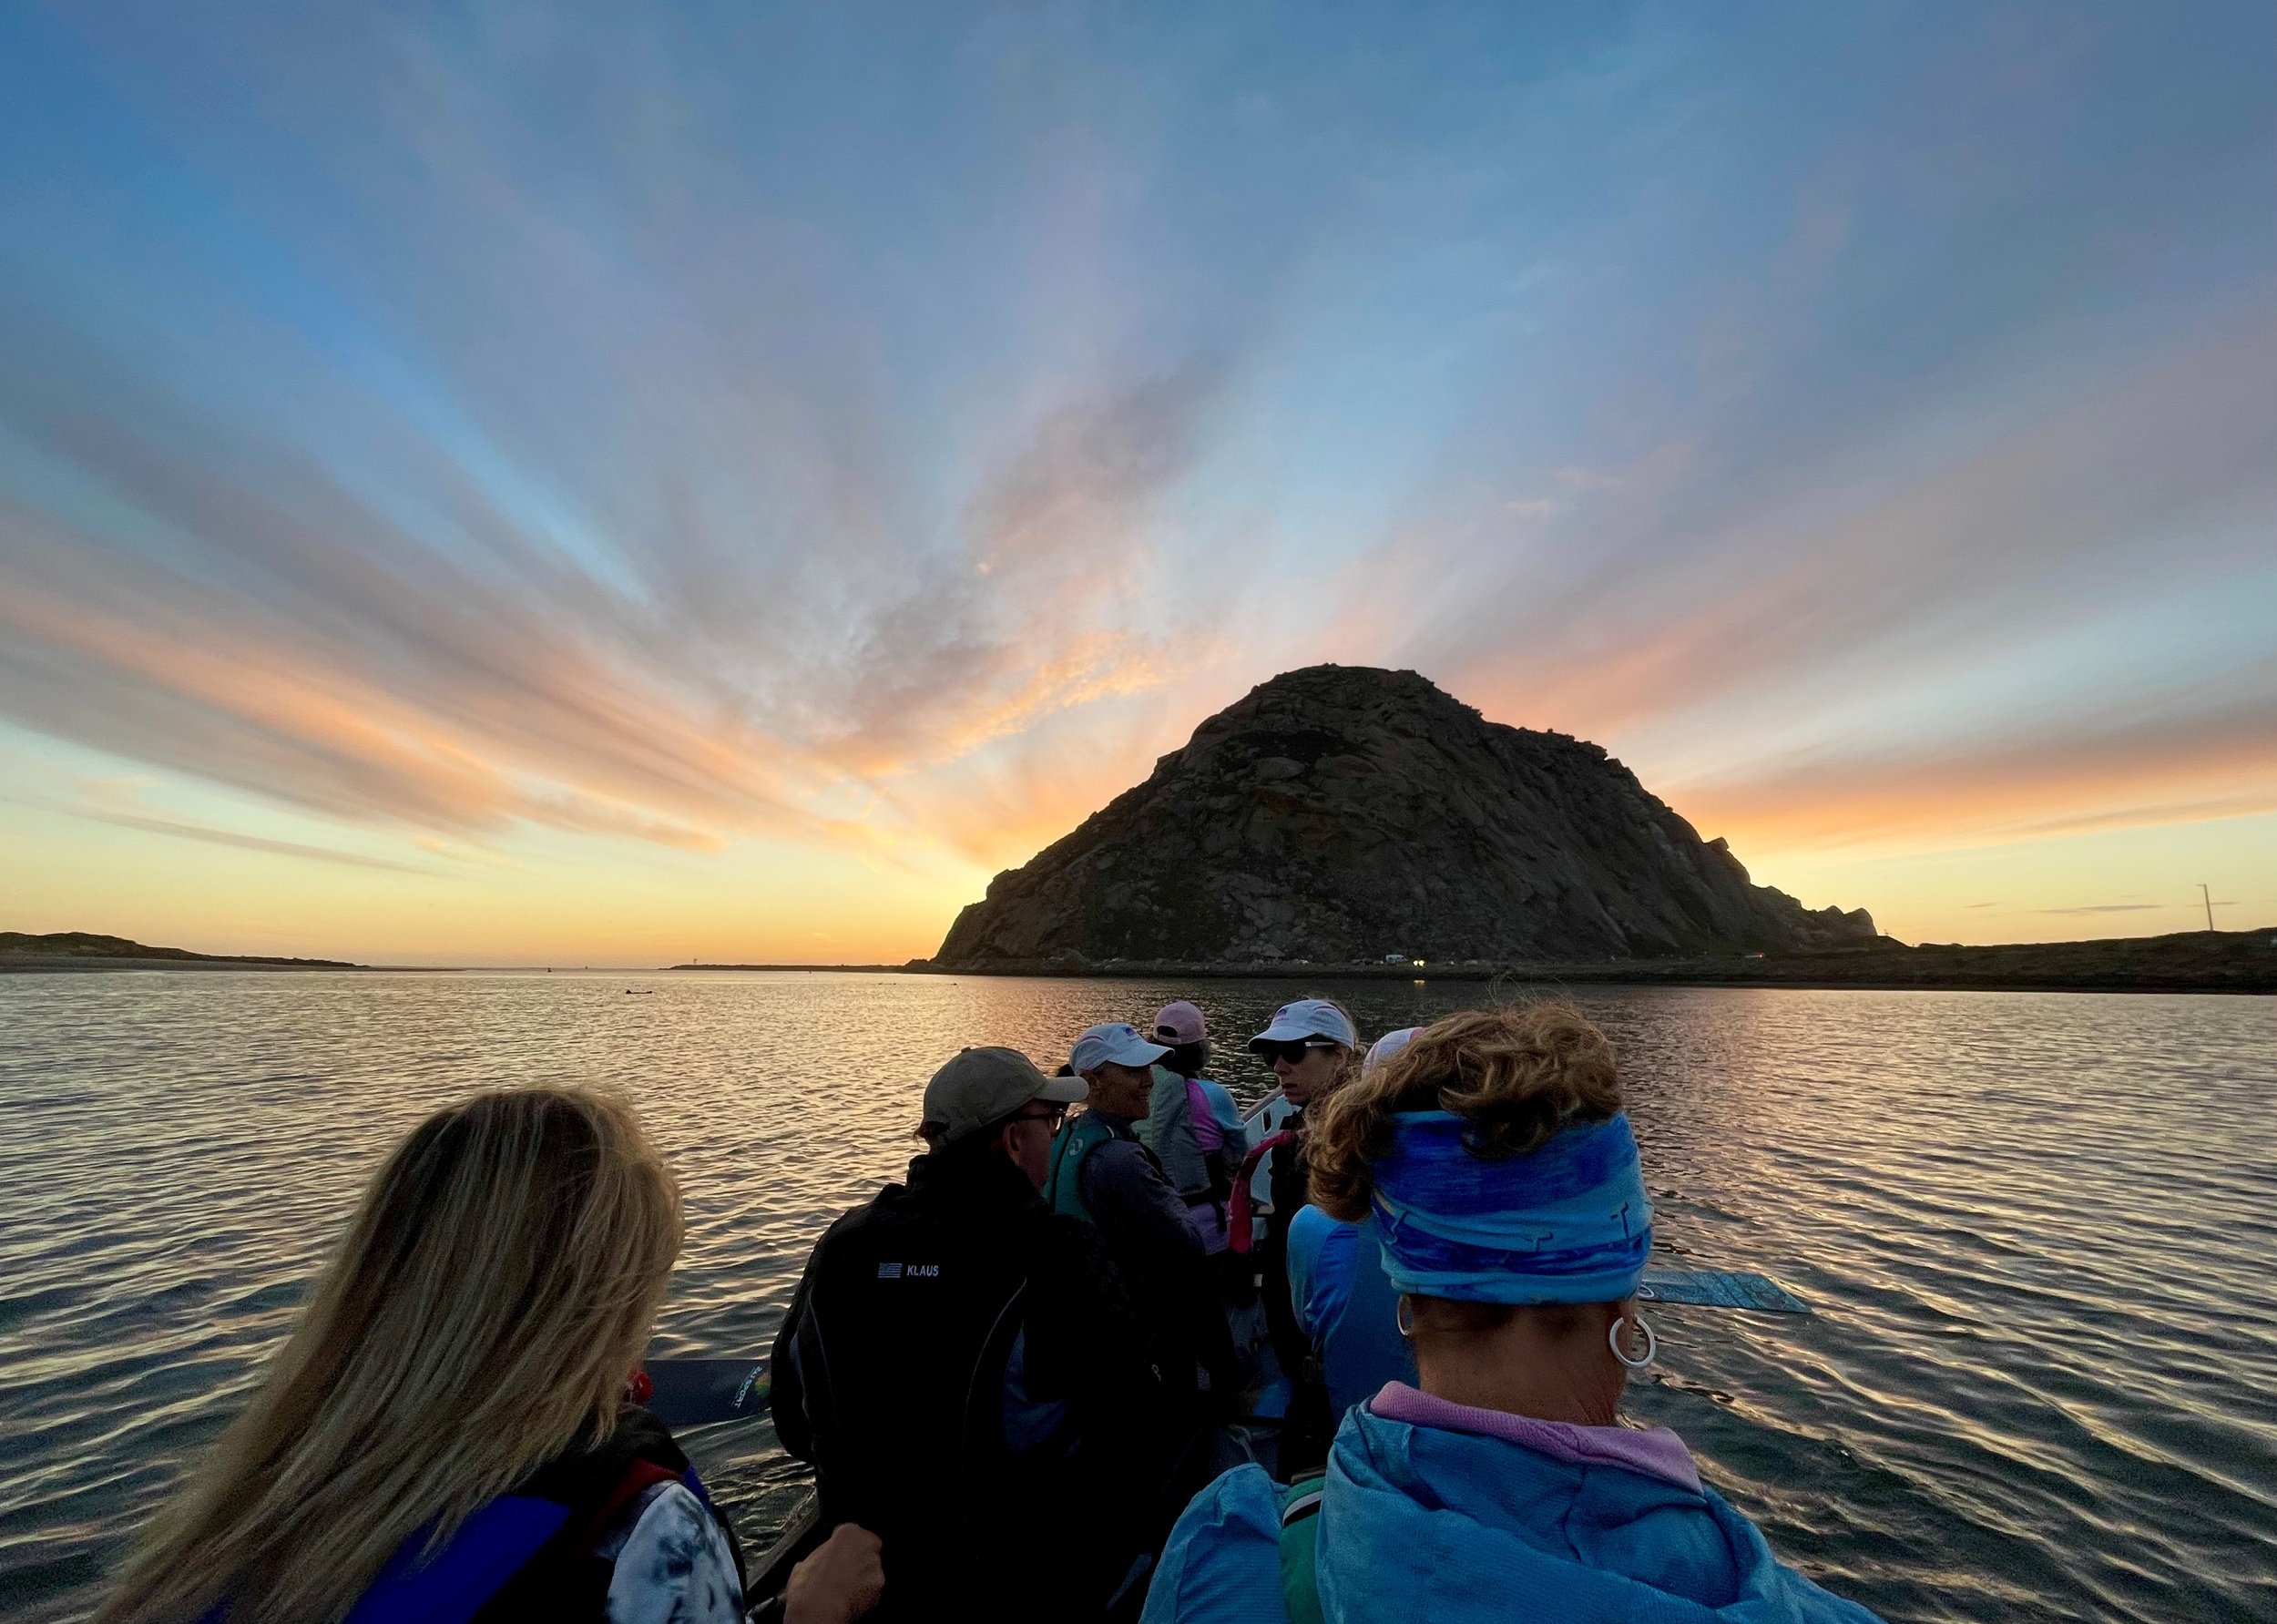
935, 665, 1878, 967
0, 932, 358, 968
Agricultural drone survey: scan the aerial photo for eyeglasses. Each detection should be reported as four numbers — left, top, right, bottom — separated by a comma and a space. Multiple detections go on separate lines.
1008, 1105, 1067, 1128
1253, 1039, 1338, 1066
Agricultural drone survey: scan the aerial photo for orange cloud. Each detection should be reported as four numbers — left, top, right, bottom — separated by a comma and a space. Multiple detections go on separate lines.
1669, 692, 2277, 856
0, 307, 1254, 874
0, 522, 812, 848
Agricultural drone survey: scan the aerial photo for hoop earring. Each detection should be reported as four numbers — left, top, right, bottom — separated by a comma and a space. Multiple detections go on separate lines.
1608, 1313, 1657, 1371
1395, 1296, 1416, 1339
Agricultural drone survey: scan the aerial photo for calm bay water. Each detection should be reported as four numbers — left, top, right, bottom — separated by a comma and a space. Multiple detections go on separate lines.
1, 970, 2272, 1621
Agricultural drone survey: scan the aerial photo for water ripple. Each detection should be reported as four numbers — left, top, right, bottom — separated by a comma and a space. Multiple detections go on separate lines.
1, 973, 2271, 1621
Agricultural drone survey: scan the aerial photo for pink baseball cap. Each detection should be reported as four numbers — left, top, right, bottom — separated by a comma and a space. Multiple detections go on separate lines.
1152, 1001, 1208, 1045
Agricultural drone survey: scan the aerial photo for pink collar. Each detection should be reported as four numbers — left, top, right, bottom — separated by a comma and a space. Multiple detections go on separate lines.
1367, 1382, 1702, 1494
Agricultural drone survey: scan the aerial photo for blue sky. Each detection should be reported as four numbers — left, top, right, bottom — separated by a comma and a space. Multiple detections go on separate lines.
2, 2, 2272, 962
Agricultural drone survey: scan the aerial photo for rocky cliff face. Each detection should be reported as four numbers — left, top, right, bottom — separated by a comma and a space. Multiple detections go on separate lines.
934, 665, 1876, 965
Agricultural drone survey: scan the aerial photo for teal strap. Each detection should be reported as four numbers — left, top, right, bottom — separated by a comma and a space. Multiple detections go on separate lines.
1043, 1113, 1111, 1221
1276, 1473, 1327, 1624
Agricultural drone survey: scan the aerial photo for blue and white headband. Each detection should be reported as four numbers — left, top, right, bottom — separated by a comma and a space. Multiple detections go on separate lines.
1368, 1110, 1653, 1305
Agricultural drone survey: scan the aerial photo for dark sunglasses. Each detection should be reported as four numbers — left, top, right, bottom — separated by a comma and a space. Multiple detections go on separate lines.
1253, 1039, 1338, 1066
1008, 1104, 1067, 1128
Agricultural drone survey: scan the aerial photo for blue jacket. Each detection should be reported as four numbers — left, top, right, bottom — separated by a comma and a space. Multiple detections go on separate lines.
201, 1409, 739, 1624
1285, 1204, 1356, 1343
1286, 1209, 1414, 1417
1142, 1403, 1884, 1624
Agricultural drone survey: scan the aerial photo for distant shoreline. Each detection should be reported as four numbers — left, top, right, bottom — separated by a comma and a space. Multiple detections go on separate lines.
0, 952, 373, 975
880, 967, 2272, 996
882, 929, 2277, 995
13, 931, 2269, 993
665, 963, 912, 974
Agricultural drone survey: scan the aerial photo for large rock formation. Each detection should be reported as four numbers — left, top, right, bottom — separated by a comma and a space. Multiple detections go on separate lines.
935, 665, 1876, 965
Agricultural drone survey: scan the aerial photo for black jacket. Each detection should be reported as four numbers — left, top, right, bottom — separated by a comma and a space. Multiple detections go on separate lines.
1068, 1110, 1240, 1402
1257, 1106, 1313, 1375
770, 1144, 1172, 1621
1255, 1108, 1335, 1473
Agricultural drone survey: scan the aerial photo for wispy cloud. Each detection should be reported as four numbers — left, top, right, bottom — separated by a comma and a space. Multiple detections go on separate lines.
1435, 318, 2277, 747
0, 0, 2272, 951
0, 312, 1230, 862
63, 807, 436, 874
804, 365, 1234, 778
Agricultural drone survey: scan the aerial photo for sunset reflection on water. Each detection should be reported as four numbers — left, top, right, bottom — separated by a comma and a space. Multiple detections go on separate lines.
0, 972, 2270, 1622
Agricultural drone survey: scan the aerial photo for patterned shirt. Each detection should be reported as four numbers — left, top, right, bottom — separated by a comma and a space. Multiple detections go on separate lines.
597, 1480, 744, 1624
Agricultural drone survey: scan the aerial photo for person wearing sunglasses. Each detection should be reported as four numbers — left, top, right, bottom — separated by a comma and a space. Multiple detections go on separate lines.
1238, 999, 1361, 1471
771, 1047, 1169, 1621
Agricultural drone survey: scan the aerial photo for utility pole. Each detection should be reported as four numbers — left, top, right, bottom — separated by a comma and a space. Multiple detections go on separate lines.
2200, 883, 2215, 933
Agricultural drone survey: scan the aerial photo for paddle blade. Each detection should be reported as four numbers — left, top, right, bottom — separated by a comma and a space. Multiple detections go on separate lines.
1637, 1268, 1811, 1313
643, 1357, 771, 1427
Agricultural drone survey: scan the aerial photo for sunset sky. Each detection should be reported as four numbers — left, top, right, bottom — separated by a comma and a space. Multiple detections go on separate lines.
3, 3, 2272, 965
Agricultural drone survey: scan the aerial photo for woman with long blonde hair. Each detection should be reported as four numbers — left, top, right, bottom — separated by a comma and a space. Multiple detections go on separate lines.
100, 1085, 744, 1624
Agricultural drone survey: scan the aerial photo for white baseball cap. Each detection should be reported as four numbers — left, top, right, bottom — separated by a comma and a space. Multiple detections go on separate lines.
1249, 998, 1358, 1049
1070, 1022, 1171, 1076
1363, 1026, 1421, 1078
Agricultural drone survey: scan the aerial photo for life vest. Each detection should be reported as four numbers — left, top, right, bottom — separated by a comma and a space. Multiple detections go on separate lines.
1228, 1131, 1296, 1255
1042, 1110, 1126, 1223
1145, 1067, 1213, 1197
335, 1406, 734, 1624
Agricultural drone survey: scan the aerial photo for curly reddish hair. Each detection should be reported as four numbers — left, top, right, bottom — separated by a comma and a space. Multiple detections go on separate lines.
1307, 1003, 1623, 1223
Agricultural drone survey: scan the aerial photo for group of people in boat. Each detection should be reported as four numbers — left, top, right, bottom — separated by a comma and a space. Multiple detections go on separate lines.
98, 996, 1888, 1624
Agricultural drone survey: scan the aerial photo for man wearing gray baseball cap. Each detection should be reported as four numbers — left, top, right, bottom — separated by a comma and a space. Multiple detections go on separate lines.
770, 1047, 1165, 1620
923, 1045, 1091, 1184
